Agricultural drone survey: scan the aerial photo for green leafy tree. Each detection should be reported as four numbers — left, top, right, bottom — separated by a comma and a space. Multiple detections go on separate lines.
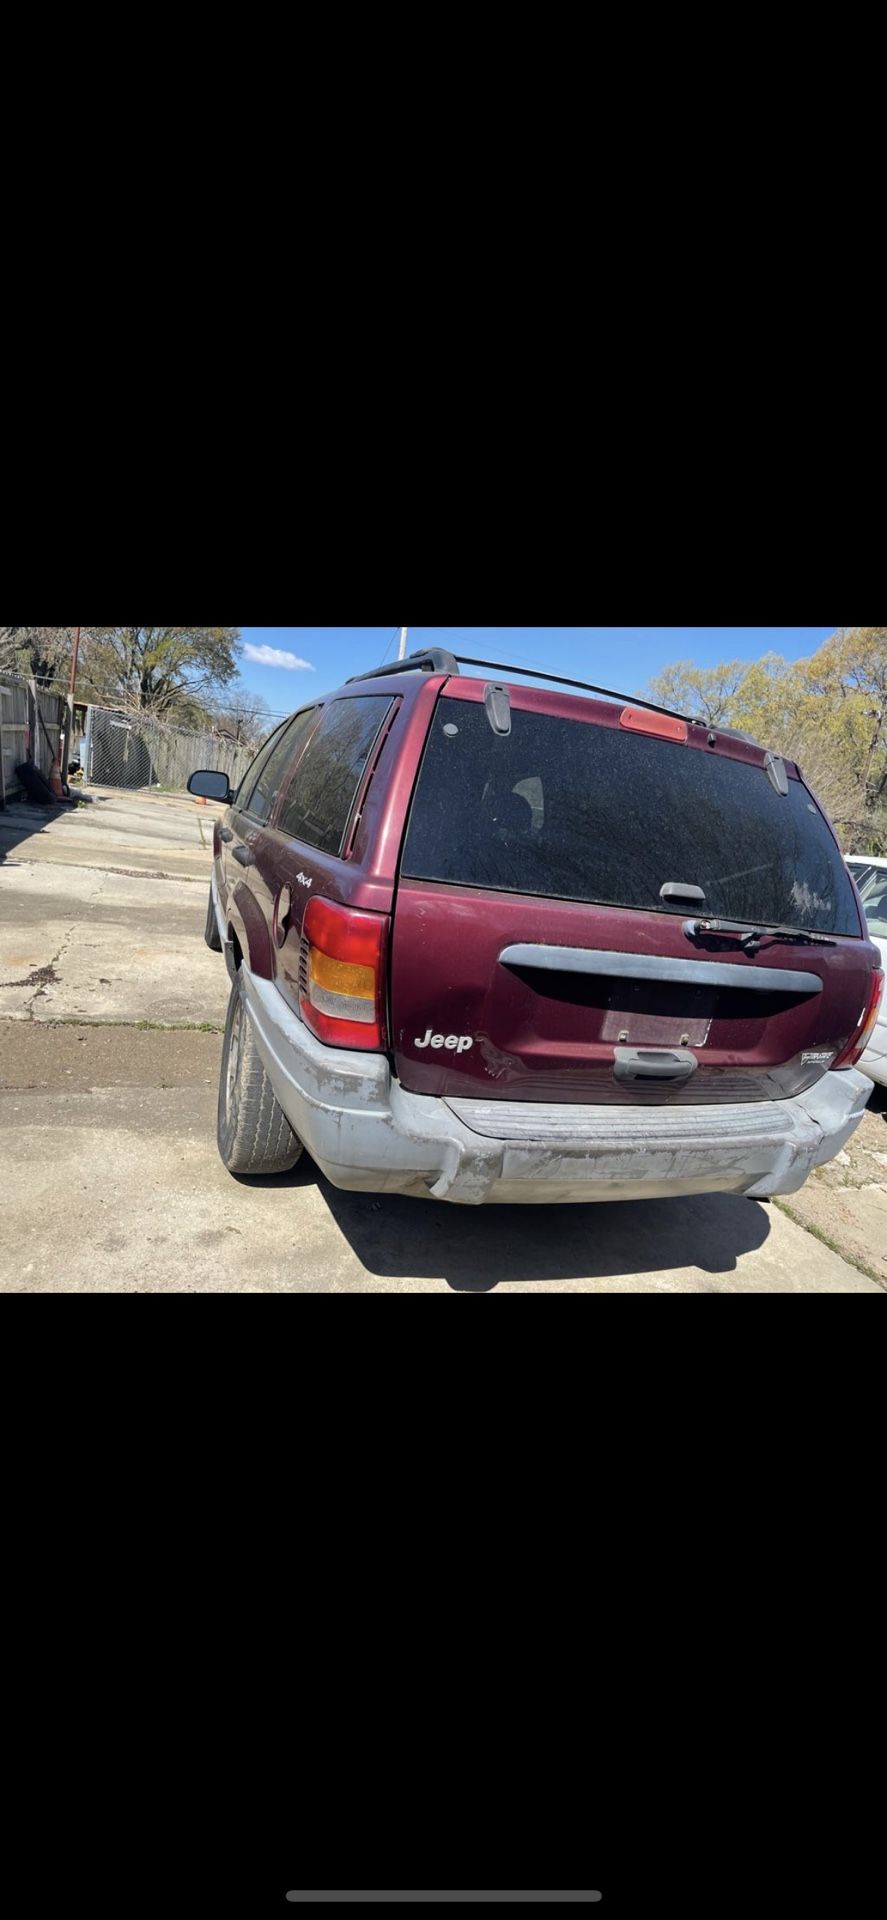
814, 627, 887, 833
646, 660, 749, 726
730, 651, 868, 838
647, 630, 887, 852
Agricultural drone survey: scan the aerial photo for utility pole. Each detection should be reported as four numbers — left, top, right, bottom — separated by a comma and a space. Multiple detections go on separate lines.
62, 626, 81, 785
397, 626, 408, 660
68, 625, 81, 705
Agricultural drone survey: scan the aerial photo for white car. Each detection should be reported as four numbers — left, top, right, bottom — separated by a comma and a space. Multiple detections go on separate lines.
854, 871, 887, 1086
847, 853, 887, 894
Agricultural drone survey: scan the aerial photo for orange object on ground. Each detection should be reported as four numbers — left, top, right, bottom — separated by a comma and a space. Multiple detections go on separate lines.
48, 755, 64, 800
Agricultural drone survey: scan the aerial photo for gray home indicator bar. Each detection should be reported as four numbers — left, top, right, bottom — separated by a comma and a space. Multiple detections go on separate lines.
285, 1898, 602, 1906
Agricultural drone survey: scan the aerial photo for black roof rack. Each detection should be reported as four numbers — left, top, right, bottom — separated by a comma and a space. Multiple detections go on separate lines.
456, 656, 703, 727
347, 647, 758, 744
346, 648, 459, 684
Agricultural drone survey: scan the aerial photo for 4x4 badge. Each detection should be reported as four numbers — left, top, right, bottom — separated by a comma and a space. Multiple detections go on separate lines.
296, 871, 313, 888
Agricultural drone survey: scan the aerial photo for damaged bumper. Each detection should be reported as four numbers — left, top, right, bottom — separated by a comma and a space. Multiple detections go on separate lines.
241, 970, 872, 1206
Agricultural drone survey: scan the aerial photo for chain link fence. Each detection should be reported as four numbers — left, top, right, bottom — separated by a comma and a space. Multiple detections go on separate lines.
82, 705, 257, 794
1, 678, 260, 804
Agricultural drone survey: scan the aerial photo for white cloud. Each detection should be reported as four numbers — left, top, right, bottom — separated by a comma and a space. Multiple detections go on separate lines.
242, 643, 315, 671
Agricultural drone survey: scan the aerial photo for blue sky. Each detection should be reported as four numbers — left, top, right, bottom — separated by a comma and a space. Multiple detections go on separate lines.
238, 627, 838, 719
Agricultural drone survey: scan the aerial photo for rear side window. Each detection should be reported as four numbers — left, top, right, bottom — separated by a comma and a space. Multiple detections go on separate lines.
240, 709, 317, 823
277, 696, 393, 856
401, 700, 862, 936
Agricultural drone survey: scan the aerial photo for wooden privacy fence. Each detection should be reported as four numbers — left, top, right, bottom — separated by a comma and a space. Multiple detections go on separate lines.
0, 676, 66, 805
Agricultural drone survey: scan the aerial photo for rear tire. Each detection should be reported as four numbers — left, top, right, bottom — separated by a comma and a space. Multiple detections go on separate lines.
204, 881, 223, 952
217, 971, 303, 1176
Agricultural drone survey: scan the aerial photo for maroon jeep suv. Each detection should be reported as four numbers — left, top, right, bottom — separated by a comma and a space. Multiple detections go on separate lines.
188, 647, 882, 1205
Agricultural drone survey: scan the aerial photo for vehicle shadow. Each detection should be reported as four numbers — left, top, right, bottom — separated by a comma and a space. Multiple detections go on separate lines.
867, 1084, 887, 1120
314, 1175, 772, 1292
0, 798, 64, 860
230, 1157, 319, 1192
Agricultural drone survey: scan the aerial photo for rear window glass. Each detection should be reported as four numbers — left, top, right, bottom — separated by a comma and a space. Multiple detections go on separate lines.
277, 696, 393, 856
401, 701, 862, 936
240, 708, 317, 823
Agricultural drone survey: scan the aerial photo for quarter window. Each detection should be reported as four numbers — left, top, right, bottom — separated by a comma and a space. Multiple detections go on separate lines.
277, 697, 393, 856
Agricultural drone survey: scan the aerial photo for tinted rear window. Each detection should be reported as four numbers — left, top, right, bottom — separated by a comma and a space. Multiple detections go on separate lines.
401, 701, 861, 935
277, 696, 393, 856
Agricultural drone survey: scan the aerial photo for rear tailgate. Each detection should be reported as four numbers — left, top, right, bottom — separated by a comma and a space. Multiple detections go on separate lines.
390, 682, 876, 1105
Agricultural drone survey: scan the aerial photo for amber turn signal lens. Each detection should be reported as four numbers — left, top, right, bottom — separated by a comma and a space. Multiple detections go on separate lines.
309, 950, 375, 1000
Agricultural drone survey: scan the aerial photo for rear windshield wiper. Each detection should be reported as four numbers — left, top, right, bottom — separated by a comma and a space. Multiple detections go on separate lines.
683, 917, 837, 954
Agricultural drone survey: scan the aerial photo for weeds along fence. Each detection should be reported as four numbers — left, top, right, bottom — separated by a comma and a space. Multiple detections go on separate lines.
82, 705, 256, 794
0, 675, 66, 805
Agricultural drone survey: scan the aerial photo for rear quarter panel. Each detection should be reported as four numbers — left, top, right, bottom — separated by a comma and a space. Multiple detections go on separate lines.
253, 675, 449, 1021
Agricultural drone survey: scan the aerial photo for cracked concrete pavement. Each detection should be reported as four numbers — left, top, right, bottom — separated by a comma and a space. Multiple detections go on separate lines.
0, 856, 229, 1026
1, 786, 883, 1292
0, 788, 229, 1026
777, 1085, 887, 1287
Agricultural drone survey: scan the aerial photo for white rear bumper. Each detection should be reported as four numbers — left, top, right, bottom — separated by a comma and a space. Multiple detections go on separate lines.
239, 968, 873, 1205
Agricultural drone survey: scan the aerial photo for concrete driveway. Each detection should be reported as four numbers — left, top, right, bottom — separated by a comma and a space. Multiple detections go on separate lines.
1, 787, 883, 1293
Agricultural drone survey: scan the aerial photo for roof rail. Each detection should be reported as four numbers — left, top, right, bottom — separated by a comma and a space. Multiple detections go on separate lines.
346, 647, 757, 743
346, 647, 459, 684
454, 657, 706, 728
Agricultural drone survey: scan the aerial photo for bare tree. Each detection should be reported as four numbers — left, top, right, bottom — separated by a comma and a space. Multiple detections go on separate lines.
84, 626, 240, 718
0, 626, 77, 684
205, 680, 272, 748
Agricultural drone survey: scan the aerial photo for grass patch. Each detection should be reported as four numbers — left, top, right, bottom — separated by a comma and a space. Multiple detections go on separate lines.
774, 1198, 887, 1291
40, 1017, 223, 1034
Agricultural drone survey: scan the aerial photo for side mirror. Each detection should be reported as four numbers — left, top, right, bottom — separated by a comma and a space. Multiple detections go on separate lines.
188, 769, 232, 802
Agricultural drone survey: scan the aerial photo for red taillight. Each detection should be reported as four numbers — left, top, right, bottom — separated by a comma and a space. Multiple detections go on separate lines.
832, 969, 884, 1068
299, 897, 388, 1051
620, 706, 688, 743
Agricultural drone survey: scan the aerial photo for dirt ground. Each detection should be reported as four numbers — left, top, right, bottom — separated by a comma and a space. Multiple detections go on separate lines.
776, 1085, 887, 1286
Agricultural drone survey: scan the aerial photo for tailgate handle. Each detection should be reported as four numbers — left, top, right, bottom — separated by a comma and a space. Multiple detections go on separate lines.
613, 1047, 697, 1085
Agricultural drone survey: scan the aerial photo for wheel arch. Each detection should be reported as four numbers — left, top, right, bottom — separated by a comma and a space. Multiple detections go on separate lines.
225, 880, 273, 981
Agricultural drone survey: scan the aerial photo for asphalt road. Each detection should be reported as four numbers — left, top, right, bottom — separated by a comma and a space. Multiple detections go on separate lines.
0, 788, 882, 1293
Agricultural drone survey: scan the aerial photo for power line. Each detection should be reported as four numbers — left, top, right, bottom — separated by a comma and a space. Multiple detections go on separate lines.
377, 626, 401, 668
